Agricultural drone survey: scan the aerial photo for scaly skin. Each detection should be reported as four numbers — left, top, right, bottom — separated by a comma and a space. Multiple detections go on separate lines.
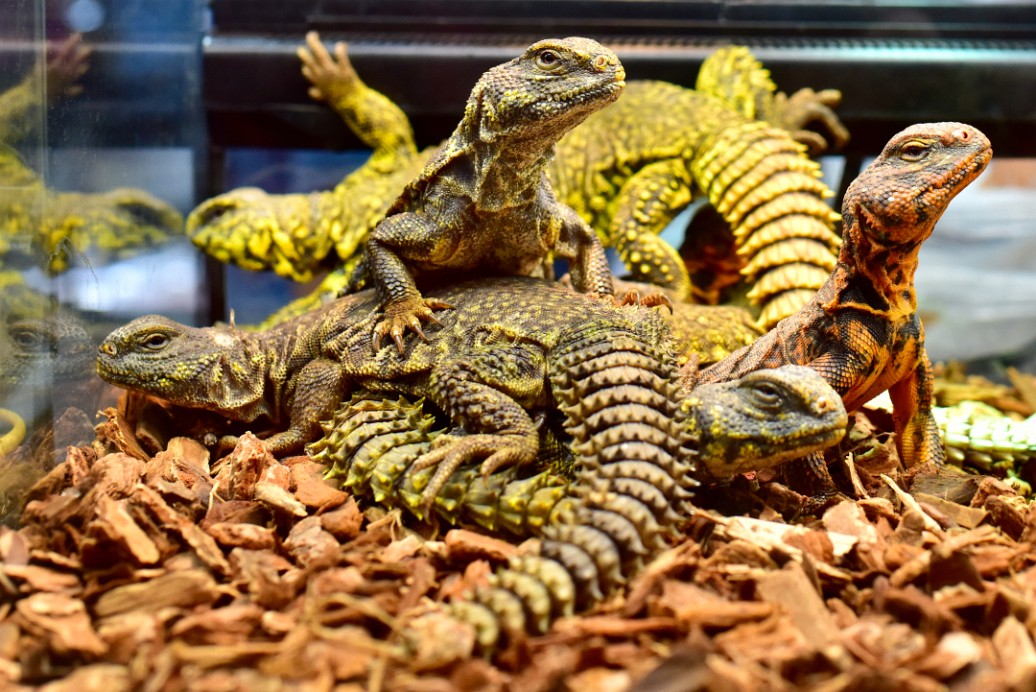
185, 33, 428, 285
187, 41, 842, 330
934, 402, 1036, 476
698, 123, 993, 469
311, 362, 846, 648
97, 276, 846, 648
365, 37, 624, 351
0, 34, 182, 276
549, 70, 843, 327
96, 276, 824, 491
695, 45, 849, 156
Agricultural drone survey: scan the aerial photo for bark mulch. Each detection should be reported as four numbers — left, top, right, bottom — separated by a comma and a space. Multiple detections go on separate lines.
1, 373, 1035, 691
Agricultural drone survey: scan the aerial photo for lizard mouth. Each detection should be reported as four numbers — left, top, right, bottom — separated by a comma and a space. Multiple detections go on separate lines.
855, 141, 992, 248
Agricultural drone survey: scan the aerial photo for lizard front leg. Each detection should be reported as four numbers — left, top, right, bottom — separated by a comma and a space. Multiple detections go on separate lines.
553, 204, 615, 299
365, 211, 453, 353
263, 358, 350, 455
607, 159, 694, 299
888, 350, 945, 468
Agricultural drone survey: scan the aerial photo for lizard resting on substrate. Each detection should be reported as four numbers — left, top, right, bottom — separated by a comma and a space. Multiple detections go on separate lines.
97, 276, 848, 648
696, 122, 993, 474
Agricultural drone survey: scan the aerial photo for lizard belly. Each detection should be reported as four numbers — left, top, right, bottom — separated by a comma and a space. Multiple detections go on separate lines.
459, 209, 557, 275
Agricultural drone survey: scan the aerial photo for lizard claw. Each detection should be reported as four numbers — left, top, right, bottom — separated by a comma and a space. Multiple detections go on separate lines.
298, 31, 358, 104
371, 296, 453, 353
409, 433, 534, 511
615, 288, 674, 312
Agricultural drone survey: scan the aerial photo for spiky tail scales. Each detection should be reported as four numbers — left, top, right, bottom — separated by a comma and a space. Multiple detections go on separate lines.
455, 324, 696, 647
691, 120, 842, 328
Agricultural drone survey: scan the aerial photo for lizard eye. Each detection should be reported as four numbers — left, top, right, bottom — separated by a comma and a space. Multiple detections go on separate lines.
899, 141, 929, 162
140, 332, 171, 351
10, 328, 48, 353
535, 49, 562, 71
746, 381, 784, 412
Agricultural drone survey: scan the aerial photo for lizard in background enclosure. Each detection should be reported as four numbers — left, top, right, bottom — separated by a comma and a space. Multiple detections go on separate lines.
186, 36, 846, 329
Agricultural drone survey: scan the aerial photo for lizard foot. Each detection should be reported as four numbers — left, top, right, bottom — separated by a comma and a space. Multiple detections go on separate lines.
372, 296, 453, 354
614, 288, 674, 313
409, 433, 533, 510
298, 31, 358, 104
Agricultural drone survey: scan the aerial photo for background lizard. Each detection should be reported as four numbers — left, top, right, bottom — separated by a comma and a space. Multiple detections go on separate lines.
363, 37, 625, 351
185, 32, 427, 298
697, 122, 993, 470
186, 39, 844, 329
549, 46, 846, 327
0, 34, 182, 277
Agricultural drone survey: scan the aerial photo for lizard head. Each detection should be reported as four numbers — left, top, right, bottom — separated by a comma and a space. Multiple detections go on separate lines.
683, 364, 848, 480
185, 188, 329, 283
845, 122, 992, 248
97, 315, 268, 421
467, 37, 625, 143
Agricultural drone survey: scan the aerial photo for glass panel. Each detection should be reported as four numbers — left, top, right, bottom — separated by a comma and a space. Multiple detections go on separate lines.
0, 1, 205, 523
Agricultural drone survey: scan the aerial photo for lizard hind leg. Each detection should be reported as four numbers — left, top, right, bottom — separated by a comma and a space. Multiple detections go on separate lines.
409, 432, 533, 509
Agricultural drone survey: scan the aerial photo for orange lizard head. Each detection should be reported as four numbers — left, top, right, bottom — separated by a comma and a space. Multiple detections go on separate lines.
844, 122, 992, 249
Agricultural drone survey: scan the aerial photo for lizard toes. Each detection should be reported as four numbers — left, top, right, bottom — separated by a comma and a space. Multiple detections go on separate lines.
617, 288, 673, 312
478, 447, 522, 477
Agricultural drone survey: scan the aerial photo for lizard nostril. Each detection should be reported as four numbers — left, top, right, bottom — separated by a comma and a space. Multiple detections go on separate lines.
592, 55, 609, 72
99, 342, 116, 356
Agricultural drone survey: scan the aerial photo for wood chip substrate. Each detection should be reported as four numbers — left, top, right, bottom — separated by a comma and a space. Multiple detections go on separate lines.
2, 372, 1036, 691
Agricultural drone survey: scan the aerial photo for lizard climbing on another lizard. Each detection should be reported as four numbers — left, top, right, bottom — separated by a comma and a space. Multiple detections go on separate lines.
97, 276, 848, 649
98, 277, 806, 500
188, 39, 843, 329
697, 123, 993, 470
185, 32, 427, 300
363, 37, 625, 351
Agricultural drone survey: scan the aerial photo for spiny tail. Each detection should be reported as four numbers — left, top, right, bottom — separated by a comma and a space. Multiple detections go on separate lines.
454, 325, 697, 647
934, 404, 1036, 475
691, 120, 842, 328
309, 393, 573, 536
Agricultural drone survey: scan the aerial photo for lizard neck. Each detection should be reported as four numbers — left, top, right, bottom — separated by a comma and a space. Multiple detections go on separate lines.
821, 214, 925, 317
213, 331, 277, 422
461, 118, 555, 209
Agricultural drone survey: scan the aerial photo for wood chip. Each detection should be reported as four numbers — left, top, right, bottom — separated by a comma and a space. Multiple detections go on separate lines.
284, 516, 341, 569
444, 529, 517, 563
15, 593, 106, 656
913, 492, 988, 529
290, 461, 349, 510
93, 570, 221, 618
658, 581, 773, 628
881, 474, 944, 534
92, 495, 161, 565
1, 564, 80, 594
205, 522, 277, 551
131, 484, 231, 574
756, 562, 840, 648
319, 497, 364, 540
